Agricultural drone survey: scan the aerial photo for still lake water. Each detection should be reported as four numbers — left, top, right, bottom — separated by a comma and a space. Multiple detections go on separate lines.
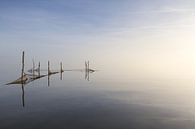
1, 67, 195, 129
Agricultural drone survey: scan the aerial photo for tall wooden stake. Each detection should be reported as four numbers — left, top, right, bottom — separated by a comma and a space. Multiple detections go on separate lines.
88, 61, 89, 71
38, 62, 40, 77
32, 59, 35, 77
21, 51, 24, 82
85, 61, 87, 72
48, 61, 50, 75
88, 61, 90, 81
60, 62, 63, 80
48, 61, 50, 86
21, 51, 25, 107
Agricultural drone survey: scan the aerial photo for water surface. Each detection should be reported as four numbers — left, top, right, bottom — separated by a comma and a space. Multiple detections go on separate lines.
1, 68, 195, 129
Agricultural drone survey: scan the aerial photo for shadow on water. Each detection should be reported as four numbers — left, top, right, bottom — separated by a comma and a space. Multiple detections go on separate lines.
6, 52, 96, 107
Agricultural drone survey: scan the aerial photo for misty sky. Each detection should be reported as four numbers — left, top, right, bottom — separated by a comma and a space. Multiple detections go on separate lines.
1, 0, 195, 79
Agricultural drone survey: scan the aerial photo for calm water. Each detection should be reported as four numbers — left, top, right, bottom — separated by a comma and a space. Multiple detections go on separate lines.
1, 67, 195, 129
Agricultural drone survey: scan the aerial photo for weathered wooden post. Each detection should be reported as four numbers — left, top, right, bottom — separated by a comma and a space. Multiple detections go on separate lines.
60, 62, 63, 80
87, 61, 89, 81
88, 61, 89, 71
21, 51, 25, 107
85, 61, 87, 80
48, 61, 50, 75
85, 61, 87, 72
32, 59, 35, 78
48, 61, 50, 86
21, 51, 25, 83
38, 62, 40, 77
60, 62, 63, 73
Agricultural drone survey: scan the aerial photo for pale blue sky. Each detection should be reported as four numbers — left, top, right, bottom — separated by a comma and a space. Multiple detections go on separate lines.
1, 0, 194, 43
1, 0, 195, 78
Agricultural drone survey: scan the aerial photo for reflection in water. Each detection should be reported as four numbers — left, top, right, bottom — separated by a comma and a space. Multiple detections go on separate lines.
21, 84, 25, 107
6, 52, 96, 107
48, 74, 50, 87
85, 61, 95, 81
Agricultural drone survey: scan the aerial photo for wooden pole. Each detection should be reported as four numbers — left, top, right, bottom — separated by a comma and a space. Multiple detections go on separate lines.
60, 62, 63, 80
48, 61, 50, 86
47, 61, 50, 86
38, 62, 40, 77
88, 61, 89, 71
32, 59, 35, 78
21, 51, 24, 83
85, 61, 87, 72
48, 61, 50, 75
21, 51, 25, 107
87, 61, 89, 81
60, 62, 63, 73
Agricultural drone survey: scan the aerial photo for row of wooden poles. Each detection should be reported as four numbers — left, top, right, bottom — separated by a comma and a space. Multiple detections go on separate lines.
19, 51, 92, 107
21, 51, 64, 83
20, 51, 93, 84
19, 51, 93, 107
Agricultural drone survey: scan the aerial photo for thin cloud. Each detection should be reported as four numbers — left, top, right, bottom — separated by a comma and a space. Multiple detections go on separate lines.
100, 23, 195, 37
129, 8, 195, 14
